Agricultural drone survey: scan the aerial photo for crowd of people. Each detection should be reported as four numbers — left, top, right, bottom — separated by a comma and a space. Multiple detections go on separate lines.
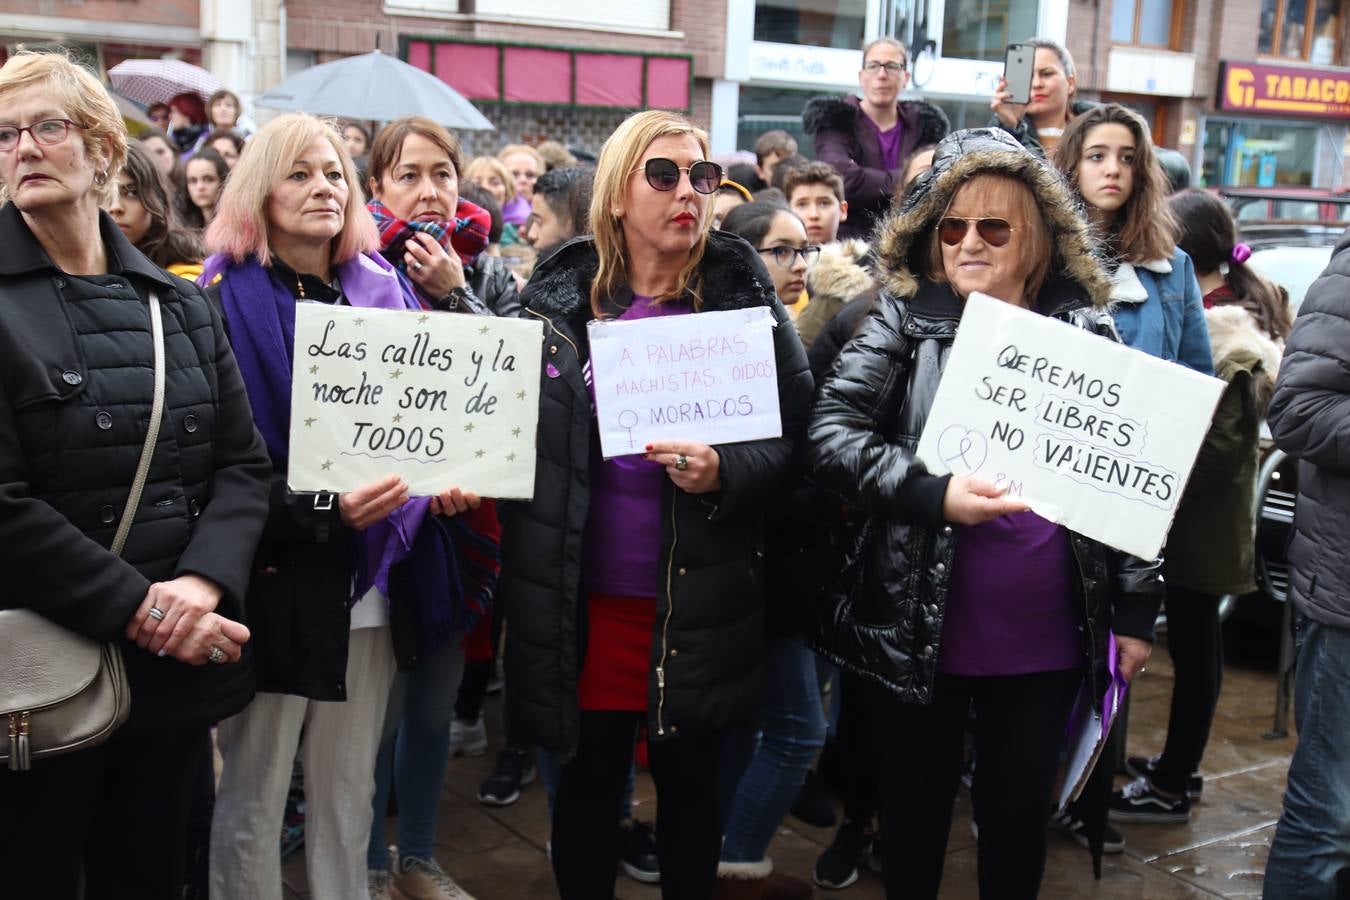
0, 31, 1339, 900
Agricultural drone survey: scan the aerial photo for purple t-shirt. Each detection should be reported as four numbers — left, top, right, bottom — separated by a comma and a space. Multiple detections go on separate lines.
860, 114, 905, 172
581, 295, 692, 597
936, 511, 1083, 676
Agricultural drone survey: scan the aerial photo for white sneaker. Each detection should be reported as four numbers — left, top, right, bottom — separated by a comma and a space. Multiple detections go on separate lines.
449, 717, 487, 757
367, 868, 395, 900
395, 855, 476, 900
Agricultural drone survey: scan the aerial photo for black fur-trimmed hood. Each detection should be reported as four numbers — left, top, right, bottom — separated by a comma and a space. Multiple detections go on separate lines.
521, 231, 779, 320
802, 93, 949, 145
874, 127, 1112, 307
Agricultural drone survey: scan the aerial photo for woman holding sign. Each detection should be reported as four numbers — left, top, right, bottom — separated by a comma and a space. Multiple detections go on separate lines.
805, 127, 1163, 900
501, 109, 813, 900
202, 113, 483, 900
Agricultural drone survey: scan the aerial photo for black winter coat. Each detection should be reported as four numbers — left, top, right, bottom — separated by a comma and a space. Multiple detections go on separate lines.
500, 233, 815, 760
466, 254, 522, 318
0, 206, 271, 731
802, 95, 949, 242
804, 129, 1163, 707
1268, 226, 1350, 629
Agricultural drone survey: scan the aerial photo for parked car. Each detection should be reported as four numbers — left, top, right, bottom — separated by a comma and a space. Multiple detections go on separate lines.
1220, 186, 1350, 225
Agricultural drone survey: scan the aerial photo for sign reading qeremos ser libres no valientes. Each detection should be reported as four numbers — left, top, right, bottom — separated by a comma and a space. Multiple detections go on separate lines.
916, 293, 1224, 560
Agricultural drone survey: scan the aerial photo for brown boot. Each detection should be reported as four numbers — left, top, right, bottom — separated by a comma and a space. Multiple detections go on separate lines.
712, 860, 814, 900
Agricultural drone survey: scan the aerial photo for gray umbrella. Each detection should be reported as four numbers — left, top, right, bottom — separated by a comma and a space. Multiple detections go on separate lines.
256, 50, 494, 130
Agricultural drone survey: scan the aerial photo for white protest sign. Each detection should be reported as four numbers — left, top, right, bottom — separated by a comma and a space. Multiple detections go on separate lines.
915, 293, 1225, 560
288, 304, 543, 499
587, 307, 781, 458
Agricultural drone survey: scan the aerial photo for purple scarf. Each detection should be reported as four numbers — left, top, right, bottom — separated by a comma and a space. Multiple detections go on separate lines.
202, 251, 448, 626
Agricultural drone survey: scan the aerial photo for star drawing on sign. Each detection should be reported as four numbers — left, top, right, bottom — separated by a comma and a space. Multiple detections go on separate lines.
516, 390, 527, 400
390, 368, 403, 379
309, 365, 319, 375
464, 422, 475, 433
321, 460, 332, 471
304, 417, 317, 428
475, 449, 485, 458
506, 452, 516, 463
418, 314, 429, 324
512, 427, 522, 437
392, 414, 403, 423
479, 325, 490, 335
354, 317, 365, 327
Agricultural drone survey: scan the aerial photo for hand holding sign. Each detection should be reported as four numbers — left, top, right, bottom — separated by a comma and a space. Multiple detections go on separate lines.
339, 474, 410, 530
942, 475, 1029, 526
645, 440, 722, 493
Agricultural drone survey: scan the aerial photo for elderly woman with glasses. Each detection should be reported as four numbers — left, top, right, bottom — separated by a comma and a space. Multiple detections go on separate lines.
501, 109, 813, 900
0, 51, 270, 900
802, 36, 949, 241
805, 128, 1163, 899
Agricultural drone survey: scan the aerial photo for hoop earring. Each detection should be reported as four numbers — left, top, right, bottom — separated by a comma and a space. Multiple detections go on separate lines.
94, 170, 108, 186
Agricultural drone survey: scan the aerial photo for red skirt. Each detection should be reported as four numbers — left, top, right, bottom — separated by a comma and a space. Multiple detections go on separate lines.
577, 593, 656, 711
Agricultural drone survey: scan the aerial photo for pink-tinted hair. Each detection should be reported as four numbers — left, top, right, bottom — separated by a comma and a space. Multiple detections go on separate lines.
206, 111, 378, 267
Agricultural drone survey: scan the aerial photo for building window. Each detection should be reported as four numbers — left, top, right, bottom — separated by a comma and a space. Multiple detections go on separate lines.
1201, 119, 1337, 189
754, 0, 866, 50
1259, 0, 1341, 63
941, 0, 1039, 62
1110, 0, 1177, 47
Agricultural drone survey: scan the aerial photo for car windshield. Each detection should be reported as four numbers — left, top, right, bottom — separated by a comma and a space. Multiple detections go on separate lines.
1249, 246, 1336, 318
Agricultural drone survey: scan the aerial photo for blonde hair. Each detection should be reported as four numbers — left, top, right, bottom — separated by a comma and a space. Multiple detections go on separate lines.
588, 110, 712, 316
206, 112, 378, 267
927, 173, 1053, 303
0, 49, 127, 206
496, 143, 545, 172
465, 156, 517, 203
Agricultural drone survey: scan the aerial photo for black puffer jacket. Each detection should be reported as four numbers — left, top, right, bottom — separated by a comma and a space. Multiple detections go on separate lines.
804, 129, 1163, 706
501, 233, 814, 760
802, 94, 949, 242
0, 206, 271, 731
1268, 226, 1350, 629
992, 98, 1100, 158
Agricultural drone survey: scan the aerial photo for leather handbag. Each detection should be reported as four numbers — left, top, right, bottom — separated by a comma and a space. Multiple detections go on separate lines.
1, 290, 166, 771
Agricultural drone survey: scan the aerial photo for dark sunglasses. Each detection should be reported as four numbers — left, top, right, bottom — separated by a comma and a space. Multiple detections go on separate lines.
632, 158, 723, 194
938, 217, 1016, 247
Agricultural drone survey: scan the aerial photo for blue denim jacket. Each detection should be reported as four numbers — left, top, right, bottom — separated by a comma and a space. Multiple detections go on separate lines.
1108, 248, 1215, 376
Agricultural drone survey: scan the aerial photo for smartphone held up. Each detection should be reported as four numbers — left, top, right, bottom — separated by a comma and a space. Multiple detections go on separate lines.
1003, 43, 1034, 106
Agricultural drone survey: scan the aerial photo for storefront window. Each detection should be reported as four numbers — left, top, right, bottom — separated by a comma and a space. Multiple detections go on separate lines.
737, 85, 819, 157
1202, 119, 1329, 189
941, 0, 1039, 62
754, 0, 866, 50
1259, 0, 1341, 61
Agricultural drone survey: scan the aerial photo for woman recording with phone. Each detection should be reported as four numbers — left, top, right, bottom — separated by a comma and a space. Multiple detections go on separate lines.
990, 38, 1096, 159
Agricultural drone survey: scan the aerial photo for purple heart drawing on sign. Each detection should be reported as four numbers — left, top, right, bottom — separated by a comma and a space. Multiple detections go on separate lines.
937, 425, 988, 476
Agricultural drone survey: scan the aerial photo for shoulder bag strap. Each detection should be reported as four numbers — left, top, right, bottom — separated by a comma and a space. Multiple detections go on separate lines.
110, 289, 166, 559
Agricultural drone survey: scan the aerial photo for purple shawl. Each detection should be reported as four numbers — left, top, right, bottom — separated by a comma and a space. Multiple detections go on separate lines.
201, 250, 437, 615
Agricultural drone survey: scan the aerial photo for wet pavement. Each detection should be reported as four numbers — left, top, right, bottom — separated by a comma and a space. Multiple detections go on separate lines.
282, 634, 1295, 898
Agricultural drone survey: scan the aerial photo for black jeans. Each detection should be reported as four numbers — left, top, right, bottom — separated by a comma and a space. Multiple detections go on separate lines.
1154, 585, 1224, 794
837, 672, 880, 824
872, 669, 1082, 900
552, 711, 724, 900
0, 723, 207, 900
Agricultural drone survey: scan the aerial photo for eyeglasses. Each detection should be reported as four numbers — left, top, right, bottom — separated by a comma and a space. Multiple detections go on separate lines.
0, 118, 81, 152
863, 61, 907, 75
758, 245, 821, 268
938, 217, 1016, 247
631, 158, 723, 195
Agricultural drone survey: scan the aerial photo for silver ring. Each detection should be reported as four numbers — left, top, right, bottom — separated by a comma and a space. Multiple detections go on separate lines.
208, 645, 226, 664
412, 261, 424, 271
148, 607, 166, 621
675, 454, 688, 471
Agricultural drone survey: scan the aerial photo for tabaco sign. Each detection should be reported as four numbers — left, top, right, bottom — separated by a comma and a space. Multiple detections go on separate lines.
1220, 60, 1350, 120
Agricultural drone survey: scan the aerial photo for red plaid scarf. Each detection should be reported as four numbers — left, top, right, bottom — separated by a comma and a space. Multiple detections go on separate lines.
367, 197, 492, 269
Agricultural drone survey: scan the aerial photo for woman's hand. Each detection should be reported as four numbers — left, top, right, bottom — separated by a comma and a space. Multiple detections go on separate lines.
430, 486, 481, 517
340, 474, 409, 530
168, 612, 251, 666
989, 76, 1027, 130
126, 573, 224, 657
404, 231, 466, 299
1116, 635, 1152, 683
645, 441, 721, 494
941, 475, 1028, 525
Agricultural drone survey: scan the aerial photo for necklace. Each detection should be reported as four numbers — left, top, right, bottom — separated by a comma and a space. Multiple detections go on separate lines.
295, 273, 305, 300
